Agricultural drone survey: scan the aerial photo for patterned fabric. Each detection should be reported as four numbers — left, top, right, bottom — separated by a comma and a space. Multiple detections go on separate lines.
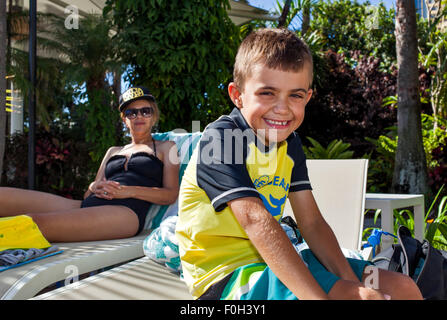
142, 131, 202, 230
143, 216, 181, 273
219, 254, 371, 300
218, 223, 370, 300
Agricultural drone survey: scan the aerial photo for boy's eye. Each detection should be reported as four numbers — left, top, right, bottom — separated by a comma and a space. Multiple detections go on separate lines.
291, 94, 304, 99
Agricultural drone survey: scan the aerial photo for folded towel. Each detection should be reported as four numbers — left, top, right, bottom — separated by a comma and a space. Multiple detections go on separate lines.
143, 216, 181, 274
0, 246, 62, 272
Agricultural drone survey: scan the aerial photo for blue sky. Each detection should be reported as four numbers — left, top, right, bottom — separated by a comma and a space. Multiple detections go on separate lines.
248, 0, 395, 12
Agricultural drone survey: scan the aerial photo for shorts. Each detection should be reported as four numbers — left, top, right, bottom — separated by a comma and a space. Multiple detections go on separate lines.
200, 249, 372, 300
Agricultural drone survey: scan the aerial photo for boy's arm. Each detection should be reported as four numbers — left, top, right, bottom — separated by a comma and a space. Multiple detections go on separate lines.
228, 196, 328, 300
288, 190, 359, 282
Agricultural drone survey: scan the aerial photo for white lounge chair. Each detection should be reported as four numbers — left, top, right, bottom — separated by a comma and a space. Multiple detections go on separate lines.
0, 132, 202, 300
33, 157, 371, 300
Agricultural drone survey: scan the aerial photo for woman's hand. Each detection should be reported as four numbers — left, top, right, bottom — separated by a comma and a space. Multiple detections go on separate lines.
93, 179, 123, 200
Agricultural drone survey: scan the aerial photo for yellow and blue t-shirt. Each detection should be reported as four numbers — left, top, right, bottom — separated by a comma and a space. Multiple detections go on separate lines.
175, 107, 312, 299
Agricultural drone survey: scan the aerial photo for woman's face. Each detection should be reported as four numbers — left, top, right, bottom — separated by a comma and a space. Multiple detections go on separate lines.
123, 99, 156, 136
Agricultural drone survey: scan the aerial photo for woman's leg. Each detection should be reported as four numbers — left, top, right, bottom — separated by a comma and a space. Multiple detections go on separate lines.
0, 187, 81, 216
28, 205, 139, 242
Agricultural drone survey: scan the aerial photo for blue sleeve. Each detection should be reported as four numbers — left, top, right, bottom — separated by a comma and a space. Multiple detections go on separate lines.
288, 134, 312, 193
196, 123, 260, 212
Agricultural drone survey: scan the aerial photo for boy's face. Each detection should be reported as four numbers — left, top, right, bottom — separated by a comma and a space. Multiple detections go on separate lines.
228, 63, 313, 144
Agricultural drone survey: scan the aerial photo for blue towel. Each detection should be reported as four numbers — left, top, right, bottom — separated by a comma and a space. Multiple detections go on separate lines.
0, 246, 63, 272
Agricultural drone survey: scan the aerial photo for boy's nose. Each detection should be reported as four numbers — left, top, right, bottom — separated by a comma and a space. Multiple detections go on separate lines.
273, 100, 289, 114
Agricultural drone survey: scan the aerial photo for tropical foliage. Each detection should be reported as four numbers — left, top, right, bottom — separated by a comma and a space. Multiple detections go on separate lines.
103, 0, 240, 131
2, 0, 447, 214
7, 11, 122, 165
390, 185, 447, 250
302, 137, 354, 159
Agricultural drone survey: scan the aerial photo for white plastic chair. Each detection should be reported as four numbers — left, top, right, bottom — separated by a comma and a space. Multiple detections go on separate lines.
284, 159, 369, 252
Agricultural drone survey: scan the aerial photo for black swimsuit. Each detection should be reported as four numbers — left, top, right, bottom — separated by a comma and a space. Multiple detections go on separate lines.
81, 142, 163, 235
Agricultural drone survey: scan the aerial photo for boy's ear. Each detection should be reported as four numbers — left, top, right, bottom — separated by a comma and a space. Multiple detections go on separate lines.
228, 82, 242, 108
306, 89, 313, 104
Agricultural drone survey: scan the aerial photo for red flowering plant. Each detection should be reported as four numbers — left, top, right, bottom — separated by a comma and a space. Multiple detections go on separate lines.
3, 126, 95, 199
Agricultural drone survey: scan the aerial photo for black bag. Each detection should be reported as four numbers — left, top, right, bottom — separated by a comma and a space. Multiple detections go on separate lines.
372, 225, 447, 300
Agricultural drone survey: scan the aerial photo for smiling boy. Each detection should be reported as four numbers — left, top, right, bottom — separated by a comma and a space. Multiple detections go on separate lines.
175, 28, 422, 300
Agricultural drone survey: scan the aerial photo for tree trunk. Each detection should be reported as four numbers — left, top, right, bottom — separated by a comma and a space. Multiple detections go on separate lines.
0, 0, 7, 184
301, 2, 310, 35
392, 0, 429, 196
278, 0, 292, 28
113, 70, 124, 143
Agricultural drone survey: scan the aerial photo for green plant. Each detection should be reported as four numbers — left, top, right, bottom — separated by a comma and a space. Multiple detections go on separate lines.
364, 129, 397, 193
272, 0, 319, 32
423, 185, 447, 250
418, 7, 447, 127
362, 209, 383, 241
40, 13, 124, 165
309, 0, 396, 71
105, 0, 240, 131
302, 137, 354, 159
366, 114, 447, 193
421, 114, 447, 168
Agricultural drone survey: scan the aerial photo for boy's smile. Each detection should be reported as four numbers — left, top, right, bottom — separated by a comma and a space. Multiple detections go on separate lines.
229, 64, 313, 145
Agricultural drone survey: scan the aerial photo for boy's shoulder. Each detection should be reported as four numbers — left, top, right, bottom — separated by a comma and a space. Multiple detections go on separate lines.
205, 115, 237, 131
204, 108, 247, 132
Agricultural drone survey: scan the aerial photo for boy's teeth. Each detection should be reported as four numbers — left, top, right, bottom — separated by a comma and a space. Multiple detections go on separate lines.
266, 119, 288, 126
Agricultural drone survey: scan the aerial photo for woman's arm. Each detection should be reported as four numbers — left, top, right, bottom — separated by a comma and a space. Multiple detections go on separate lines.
288, 190, 359, 282
228, 196, 329, 300
84, 146, 122, 199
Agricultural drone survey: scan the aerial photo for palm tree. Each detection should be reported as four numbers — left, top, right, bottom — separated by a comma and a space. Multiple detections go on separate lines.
9, 12, 123, 164
41, 13, 120, 99
392, 0, 429, 196
278, 0, 293, 28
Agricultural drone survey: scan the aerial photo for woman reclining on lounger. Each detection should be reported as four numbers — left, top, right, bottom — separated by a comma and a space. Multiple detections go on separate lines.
0, 86, 179, 242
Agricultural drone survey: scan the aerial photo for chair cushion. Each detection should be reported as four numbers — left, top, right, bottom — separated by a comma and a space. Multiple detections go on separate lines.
143, 131, 202, 230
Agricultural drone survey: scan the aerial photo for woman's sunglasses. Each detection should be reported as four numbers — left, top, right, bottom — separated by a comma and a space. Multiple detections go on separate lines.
124, 107, 154, 119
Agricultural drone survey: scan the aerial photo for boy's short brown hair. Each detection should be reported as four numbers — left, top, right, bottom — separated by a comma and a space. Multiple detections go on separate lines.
233, 28, 313, 91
